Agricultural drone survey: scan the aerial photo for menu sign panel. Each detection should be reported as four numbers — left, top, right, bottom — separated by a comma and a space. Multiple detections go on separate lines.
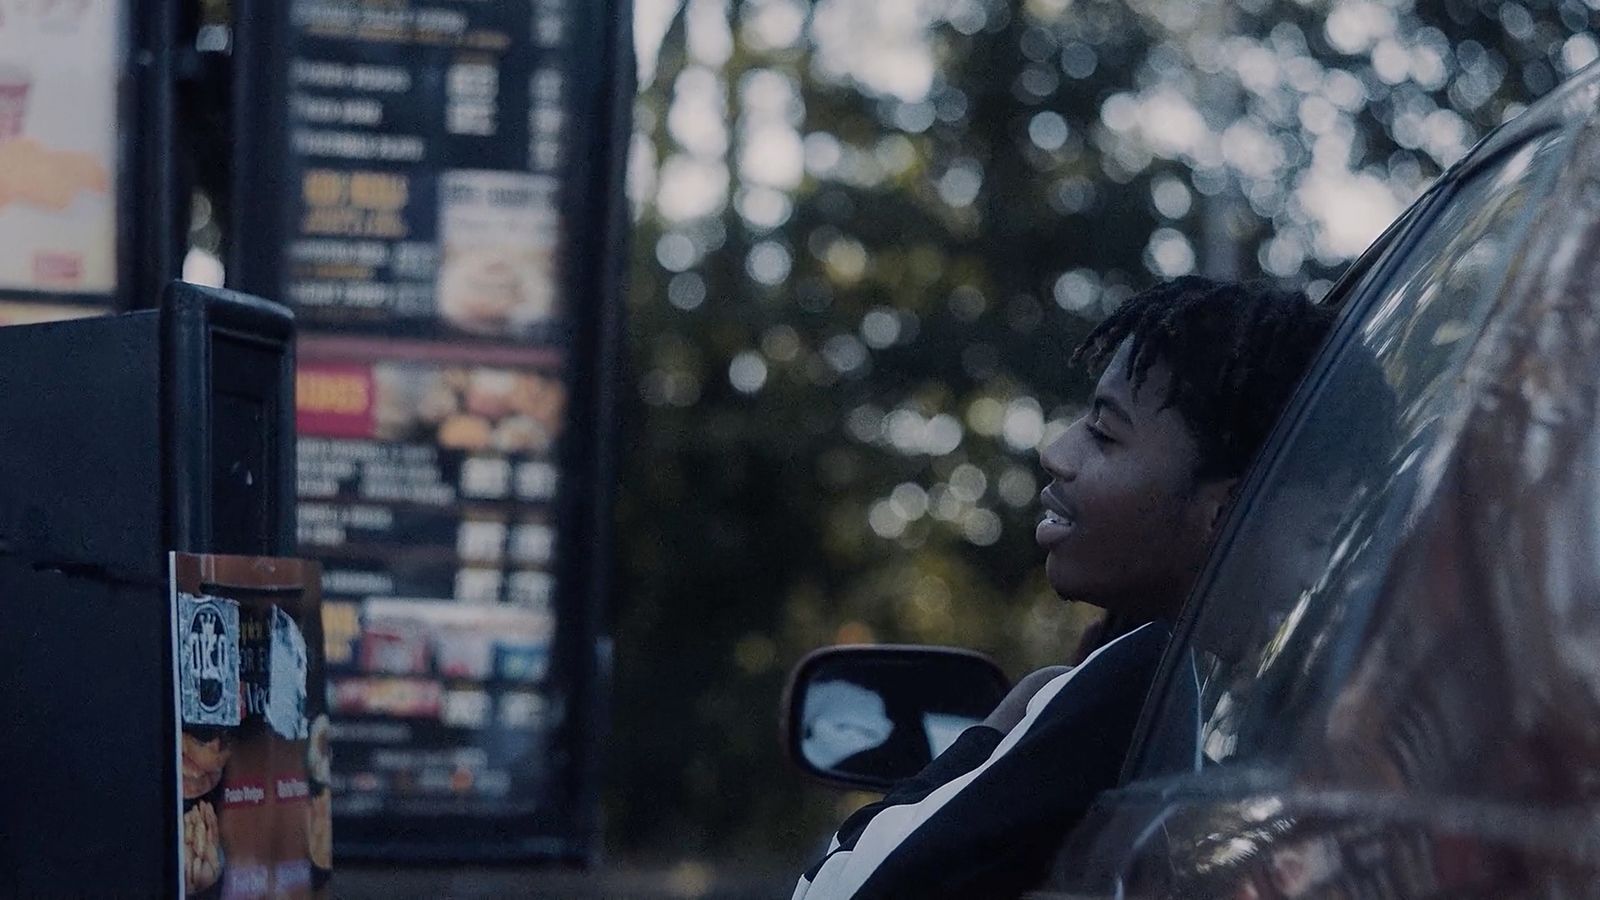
294, 337, 568, 821
284, 0, 567, 342
234, 0, 627, 860
0, 0, 122, 319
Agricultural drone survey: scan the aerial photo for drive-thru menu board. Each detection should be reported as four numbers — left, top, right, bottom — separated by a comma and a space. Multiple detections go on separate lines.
237, 0, 628, 860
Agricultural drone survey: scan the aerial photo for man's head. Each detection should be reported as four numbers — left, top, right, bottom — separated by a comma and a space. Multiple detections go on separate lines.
1037, 276, 1335, 620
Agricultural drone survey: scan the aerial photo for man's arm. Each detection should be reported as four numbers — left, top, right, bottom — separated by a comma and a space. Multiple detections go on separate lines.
823, 662, 1071, 852
790, 623, 1167, 900
815, 723, 1004, 865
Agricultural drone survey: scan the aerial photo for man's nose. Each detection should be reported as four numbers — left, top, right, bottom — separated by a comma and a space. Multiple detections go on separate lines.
1038, 421, 1081, 482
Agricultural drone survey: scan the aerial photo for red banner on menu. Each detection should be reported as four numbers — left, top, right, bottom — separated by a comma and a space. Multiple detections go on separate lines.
296, 363, 377, 439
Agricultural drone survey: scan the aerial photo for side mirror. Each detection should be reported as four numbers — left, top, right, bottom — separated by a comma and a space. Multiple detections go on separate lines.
781, 645, 1011, 792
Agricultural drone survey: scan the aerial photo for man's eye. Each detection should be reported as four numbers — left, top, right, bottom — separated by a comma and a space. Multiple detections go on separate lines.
1085, 420, 1112, 444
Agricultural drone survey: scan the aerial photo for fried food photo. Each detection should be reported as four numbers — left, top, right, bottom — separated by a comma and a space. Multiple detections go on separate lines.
182, 800, 223, 893
438, 413, 493, 450
181, 732, 231, 800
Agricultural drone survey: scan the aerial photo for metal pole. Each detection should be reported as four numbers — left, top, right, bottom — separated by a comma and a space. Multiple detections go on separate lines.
228, 0, 292, 299
570, 0, 636, 866
130, 0, 184, 307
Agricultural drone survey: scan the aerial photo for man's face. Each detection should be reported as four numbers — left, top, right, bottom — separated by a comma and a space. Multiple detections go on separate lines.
1036, 341, 1235, 620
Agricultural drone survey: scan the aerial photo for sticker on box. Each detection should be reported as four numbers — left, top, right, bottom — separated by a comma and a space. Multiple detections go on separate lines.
267, 605, 310, 740
179, 592, 242, 727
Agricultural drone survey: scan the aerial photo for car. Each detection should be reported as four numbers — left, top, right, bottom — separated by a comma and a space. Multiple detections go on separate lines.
783, 63, 1600, 898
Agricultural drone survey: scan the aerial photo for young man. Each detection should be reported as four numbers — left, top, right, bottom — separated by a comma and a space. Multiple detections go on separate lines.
793, 276, 1337, 900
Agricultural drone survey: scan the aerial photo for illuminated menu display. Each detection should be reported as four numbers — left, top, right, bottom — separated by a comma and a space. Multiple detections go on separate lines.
236, 0, 626, 860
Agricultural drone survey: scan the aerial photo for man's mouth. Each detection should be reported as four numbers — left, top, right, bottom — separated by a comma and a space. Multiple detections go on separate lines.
1036, 485, 1077, 548
1038, 484, 1076, 525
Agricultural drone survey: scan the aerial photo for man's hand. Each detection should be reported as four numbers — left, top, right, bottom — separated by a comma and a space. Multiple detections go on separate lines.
981, 665, 1072, 734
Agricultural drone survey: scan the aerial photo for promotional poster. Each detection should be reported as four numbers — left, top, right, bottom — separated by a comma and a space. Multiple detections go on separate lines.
172, 553, 330, 899
0, 0, 120, 296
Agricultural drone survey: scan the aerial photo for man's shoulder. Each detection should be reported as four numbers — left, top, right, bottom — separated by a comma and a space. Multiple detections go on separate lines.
1030, 621, 1172, 724
1082, 619, 1172, 669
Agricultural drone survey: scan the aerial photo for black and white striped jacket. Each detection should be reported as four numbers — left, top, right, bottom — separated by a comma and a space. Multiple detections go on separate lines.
792, 622, 1170, 900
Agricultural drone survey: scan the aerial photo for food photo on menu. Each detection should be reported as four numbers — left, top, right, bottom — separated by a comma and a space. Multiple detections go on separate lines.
372, 362, 568, 456
436, 170, 560, 338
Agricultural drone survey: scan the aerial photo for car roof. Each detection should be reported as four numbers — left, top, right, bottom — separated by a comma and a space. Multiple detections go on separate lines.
1453, 60, 1600, 181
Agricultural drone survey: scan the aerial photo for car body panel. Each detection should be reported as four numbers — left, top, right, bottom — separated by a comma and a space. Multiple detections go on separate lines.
1109, 792, 1599, 898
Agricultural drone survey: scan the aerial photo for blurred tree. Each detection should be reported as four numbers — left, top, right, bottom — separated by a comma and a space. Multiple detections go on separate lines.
609, 0, 1597, 869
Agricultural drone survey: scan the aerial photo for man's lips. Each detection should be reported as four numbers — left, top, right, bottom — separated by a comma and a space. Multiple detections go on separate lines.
1036, 484, 1076, 548
1039, 483, 1075, 520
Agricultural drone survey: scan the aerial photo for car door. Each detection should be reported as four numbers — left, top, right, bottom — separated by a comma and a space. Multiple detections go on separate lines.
1025, 94, 1592, 898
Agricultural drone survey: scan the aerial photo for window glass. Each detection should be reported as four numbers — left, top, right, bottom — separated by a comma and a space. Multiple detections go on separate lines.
1135, 130, 1571, 779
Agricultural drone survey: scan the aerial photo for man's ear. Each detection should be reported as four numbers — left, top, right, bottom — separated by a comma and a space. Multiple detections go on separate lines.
1194, 476, 1241, 537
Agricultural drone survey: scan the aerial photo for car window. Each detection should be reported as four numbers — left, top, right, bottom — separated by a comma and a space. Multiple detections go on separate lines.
1131, 129, 1573, 780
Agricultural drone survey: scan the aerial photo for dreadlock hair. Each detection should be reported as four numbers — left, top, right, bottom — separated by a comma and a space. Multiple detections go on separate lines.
1071, 275, 1336, 480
